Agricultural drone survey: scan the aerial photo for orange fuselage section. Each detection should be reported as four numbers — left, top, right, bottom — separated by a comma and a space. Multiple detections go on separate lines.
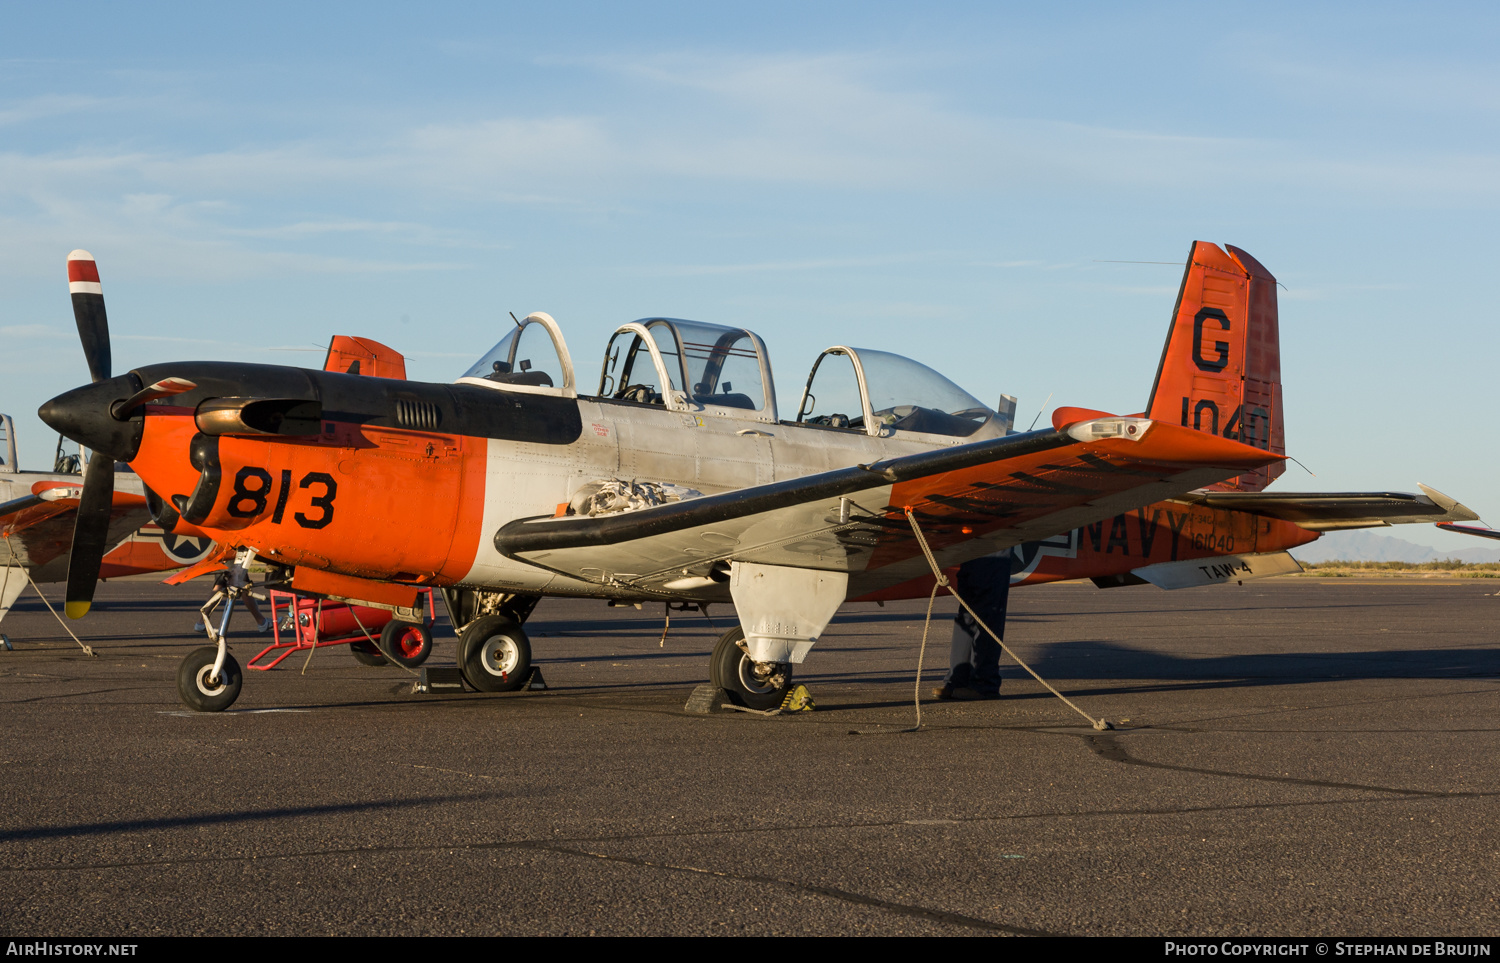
133, 410, 487, 586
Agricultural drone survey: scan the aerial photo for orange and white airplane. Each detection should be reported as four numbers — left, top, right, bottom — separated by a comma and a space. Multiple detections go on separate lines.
37, 243, 1473, 710
0, 415, 214, 646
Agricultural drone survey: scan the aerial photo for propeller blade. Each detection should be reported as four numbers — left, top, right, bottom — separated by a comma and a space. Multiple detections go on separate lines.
110, 377, 198, 420
67, 249, 111, 384
64, 453, 115, 619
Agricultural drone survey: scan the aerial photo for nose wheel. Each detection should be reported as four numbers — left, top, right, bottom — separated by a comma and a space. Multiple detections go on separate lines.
177, 645, 243, 712
709, 626, 792, 710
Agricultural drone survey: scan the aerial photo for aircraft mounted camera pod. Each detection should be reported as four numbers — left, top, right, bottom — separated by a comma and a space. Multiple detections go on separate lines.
39, 245, 1288, 712
0, 411, 215, 647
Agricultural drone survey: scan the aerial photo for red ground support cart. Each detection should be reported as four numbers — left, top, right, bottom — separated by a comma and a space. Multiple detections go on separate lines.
248, 589, 437, 670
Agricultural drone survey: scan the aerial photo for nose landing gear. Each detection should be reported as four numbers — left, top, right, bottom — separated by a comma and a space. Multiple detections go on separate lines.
176, 546, 255, 712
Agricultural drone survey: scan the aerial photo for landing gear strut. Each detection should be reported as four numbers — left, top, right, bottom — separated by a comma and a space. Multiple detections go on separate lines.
710, 626, 792, 710
176, 546, 255, 712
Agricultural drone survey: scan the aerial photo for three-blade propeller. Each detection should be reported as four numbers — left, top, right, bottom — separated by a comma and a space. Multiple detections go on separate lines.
61, 250, 195, 618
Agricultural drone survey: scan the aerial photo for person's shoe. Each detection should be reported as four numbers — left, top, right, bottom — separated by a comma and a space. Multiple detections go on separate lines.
933, 684, 955, 700
934, 684, 988, 701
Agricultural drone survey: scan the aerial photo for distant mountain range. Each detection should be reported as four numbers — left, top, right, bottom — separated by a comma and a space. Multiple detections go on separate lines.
1289, 529, 1500, 564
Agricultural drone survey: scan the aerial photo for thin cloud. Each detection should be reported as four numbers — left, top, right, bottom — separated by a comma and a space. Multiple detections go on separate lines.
634, 252, 947, 277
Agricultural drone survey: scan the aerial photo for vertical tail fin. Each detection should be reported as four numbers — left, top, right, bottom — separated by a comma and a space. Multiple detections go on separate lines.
323, 336, 407, 379
1145, 241, 1284, 492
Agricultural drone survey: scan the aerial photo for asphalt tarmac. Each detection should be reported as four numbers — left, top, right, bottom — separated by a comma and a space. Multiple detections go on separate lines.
1, 576, 1497, 937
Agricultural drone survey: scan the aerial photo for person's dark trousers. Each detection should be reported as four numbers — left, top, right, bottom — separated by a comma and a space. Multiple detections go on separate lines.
944, 553, 1012, 695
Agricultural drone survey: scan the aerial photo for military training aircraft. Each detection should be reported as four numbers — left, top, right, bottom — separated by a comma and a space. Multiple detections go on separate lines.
0, 413, 214, 646
36, 243, 1474, 711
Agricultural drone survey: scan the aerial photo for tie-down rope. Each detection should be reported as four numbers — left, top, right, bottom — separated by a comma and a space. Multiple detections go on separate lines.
903, 509, 1111, 731
2, 535, 96, 657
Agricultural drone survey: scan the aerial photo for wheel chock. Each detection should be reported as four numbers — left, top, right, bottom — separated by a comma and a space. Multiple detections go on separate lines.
0, 634, 11, 652
684, 683, 728, 714
526, 666, 548, 690
779, 684, 814, 713
413, 665, 467, 694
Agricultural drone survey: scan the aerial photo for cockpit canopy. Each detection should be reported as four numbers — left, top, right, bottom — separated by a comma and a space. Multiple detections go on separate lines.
598, 319, 777, 421
458, 313, 1002, 440
796, 346, 999, 439
458, 312, 577, 397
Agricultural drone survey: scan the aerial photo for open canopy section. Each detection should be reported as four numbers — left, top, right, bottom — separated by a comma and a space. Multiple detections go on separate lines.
597, 319, 776, 421
795, 346, 999, 439
458, 312, 576, 398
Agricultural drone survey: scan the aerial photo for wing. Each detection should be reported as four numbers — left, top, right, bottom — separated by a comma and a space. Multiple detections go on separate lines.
0, 484, 153, 580
495, 413, 1281, 597
1178, 484, 1477, 531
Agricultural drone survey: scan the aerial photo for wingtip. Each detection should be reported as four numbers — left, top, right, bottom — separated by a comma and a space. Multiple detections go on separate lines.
67, 249, 95, 262
1417, 483, 1479, 522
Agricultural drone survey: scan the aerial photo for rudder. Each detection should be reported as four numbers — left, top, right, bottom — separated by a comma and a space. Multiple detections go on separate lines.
1145, 241, 1284, 492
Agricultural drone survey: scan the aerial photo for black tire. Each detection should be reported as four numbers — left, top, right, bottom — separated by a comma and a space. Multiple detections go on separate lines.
177, 646, 243, 712
348, 639, 388, 667
710, 626, 791, 710
458, 615, 531, 693
378, 620, 432, 668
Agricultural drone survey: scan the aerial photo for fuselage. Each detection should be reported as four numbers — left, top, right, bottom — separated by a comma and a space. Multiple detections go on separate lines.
41, 359, 1318, 605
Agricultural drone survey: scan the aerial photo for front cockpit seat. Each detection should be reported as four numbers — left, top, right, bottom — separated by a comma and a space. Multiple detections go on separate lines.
486, 361, 555, 388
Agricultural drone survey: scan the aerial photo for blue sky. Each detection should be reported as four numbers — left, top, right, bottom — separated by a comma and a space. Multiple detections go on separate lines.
2, 2, 1495, 549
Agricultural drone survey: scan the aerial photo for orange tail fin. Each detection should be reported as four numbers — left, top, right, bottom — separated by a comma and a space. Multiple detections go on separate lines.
323, 336, 407, 379
1145, 241, 1284, 492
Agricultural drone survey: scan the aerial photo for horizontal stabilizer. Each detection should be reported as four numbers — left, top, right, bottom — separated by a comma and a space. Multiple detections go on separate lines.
1134, 551, 1303, 590
1438, 522, 1500, 542
1178, 484, 1477, 531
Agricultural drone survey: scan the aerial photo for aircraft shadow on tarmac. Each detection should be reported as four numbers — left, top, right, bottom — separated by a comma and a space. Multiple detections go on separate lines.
785, 638, 1500, 709
0, 793, 501, 844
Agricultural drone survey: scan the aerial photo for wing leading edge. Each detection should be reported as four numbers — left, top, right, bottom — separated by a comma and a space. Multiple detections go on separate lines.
495, 414, 1282, 597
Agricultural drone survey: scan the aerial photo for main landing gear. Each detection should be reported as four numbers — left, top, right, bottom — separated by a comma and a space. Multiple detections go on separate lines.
710, 626, 792, 710
457, 615, 532, 693
177, 546, 255, 712
445, 590, 539, 693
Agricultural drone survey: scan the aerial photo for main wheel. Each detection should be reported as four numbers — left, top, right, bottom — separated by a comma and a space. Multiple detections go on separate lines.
710, 626, 791, 710
458, 615, 532, 693
379, 620, 432, 668
348, 639, 388, 667
177, 646, 243, 712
